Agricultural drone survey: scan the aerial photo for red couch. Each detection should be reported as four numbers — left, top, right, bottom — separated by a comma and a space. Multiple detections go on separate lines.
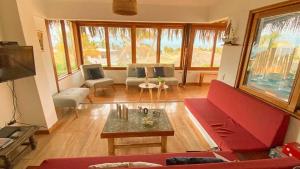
184, 80, 290, 152
29, 152, 300, 169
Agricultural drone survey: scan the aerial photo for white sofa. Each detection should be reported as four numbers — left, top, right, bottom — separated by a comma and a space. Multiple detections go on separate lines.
126, 64, 179, 88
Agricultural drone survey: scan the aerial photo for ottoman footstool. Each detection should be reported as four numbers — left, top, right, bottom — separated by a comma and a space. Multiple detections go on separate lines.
53, 88, 92, 118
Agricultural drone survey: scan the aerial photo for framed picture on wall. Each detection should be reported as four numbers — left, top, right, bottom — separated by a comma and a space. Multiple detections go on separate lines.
37, 30, 44, 51
238, 1, 300, 114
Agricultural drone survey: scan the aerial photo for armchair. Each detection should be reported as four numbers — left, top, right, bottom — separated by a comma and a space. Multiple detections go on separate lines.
81, 64, 115, 96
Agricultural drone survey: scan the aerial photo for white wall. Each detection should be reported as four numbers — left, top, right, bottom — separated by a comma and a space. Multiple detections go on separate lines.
0, 84, 14, 127
58, 69, 214, 88
0, 0, 26, 127
0, 21, 3, 40
217, 45, 243, 86
35, 0, 215, 89
40, 1, 208, 23
59, 71, 85, 90
0, 0, 58, 129
15, 0, 58, 128
209, 0, 300, 143
105, 70, 214, 84
33, 16, 58, 95
209, 0, 285, 86
0, 13, 10, 127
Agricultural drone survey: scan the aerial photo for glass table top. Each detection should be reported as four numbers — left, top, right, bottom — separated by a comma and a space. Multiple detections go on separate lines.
101, 109, 174, 137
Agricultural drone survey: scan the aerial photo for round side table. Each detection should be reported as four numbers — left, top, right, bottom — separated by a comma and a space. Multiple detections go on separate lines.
138, 83, 157, 102
157, 84, 169, 101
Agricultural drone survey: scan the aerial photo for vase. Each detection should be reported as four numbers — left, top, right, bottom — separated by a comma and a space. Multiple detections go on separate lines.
145, 76, 149, 86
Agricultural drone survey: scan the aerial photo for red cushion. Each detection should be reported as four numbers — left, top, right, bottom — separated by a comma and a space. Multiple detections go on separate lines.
207, 80, 290, 148
136, 157, 300, 169
184, 98, 267, 152
33, 155, 300, 169
37, 152, 236, 169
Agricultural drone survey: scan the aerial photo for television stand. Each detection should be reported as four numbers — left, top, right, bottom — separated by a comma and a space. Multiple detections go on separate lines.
0, 126, 38, 169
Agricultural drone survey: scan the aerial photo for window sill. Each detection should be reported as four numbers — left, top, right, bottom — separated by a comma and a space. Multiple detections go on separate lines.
58, 69, 81, 81
103, 67, 127, 70
188, 67, 219, 71
101, 66, 183, 70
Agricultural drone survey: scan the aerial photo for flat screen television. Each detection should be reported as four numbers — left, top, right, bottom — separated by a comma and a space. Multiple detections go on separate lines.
0, 46, 36, 83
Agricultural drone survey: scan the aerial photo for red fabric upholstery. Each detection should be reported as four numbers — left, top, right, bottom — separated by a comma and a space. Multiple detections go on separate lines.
33, 153, 300, 169
184, 80, 290, 152
138, 158, 300, 169
207, 80, 290, 148
184, 99, 267, 152
36, 152, 236, 169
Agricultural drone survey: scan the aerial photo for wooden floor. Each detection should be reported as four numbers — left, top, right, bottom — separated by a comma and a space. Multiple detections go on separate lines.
88, 84, 210, 103
15, 85, 211, 169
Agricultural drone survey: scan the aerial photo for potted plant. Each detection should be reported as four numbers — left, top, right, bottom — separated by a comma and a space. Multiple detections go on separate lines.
157, 76, 165, 88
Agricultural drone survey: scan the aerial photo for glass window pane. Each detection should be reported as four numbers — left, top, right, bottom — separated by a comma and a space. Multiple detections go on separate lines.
64, 21, 78, 71
48, 20, 68, 77
244, 12, 300, 102
191, 29, 215, 67
136, 28, 158, 64
108, 27, 132, 67
160, 28, 183, 67
80, 26, 107, 66
213, 31, 225, 67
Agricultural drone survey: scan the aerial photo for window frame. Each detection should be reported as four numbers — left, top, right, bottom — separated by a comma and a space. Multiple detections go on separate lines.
46, 20, 80, 83
188, 24, 226, 71
159, 25, 185, 69
48, 21, 226, 73
107, 25, 133, 68
135, 26, 159, 64
237, 0, 300, 114
76, 21, 187, 70
47, 20, 226, 92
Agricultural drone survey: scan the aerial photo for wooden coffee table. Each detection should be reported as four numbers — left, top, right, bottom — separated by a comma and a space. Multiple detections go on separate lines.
101, 109, 174, 155
0, 126, 38, 169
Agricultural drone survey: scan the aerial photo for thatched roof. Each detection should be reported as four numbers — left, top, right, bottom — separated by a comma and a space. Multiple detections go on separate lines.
262, 13, 300, 33
80, 26, 183, 41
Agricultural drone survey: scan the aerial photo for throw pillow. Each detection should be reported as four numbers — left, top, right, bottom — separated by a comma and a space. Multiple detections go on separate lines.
154, 67, 165, 77
129, 162, 162, 167
163, 67, 174, 77
166, 157, 225, 165
145, 67, 155, 78
88, 162, 162, 169
136, 67, 146, 78
87, 68, 103, 80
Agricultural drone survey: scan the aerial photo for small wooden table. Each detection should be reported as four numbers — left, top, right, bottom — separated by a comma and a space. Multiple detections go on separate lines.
138, 83, 157, 102
0, 126, 38, 169
157, 84, 169, 101
101, 109, 174, 155
198, 72, 218, 86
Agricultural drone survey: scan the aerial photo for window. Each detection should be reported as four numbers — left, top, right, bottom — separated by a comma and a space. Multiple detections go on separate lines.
64, 21, 78, 71
48, 20, 68, 77
108, 27, 132, 67
160, 28, 183, 67
136, 28, 158, 64
79, 26, 107, 66
47, 20, 80, 79
72, 22, 226, 69
191, 29, 215, 68
238, 1, 300, 113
